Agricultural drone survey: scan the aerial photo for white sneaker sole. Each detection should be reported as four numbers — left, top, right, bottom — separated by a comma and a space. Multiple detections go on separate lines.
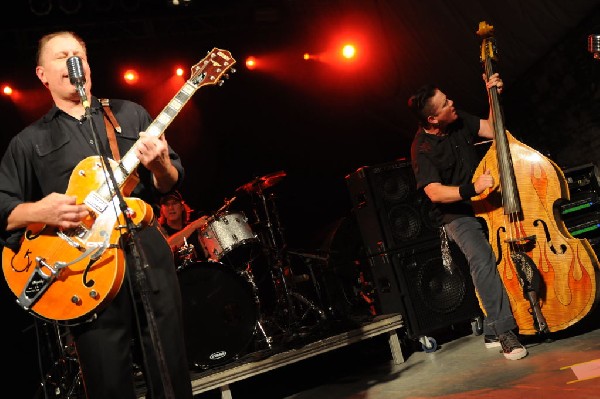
503, 346, 528, 360
485, 341, 501, 349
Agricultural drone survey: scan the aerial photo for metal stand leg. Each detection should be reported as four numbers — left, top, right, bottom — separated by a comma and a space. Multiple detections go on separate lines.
36, 321, 83, 399
239, 267, 273, 349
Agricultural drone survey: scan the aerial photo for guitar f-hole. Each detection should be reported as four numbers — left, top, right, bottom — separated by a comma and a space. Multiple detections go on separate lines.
82, 259, 96, 288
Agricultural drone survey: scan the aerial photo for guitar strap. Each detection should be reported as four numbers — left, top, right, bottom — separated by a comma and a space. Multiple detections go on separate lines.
100, 99, 140, 186
100, 98, 122, 161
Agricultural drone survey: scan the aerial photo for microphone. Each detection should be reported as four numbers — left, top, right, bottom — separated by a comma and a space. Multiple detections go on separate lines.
588, 34, 600, 60
66, 56, 89, 108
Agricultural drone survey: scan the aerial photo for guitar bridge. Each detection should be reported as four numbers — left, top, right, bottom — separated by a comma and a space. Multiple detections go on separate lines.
16, 257, 60, 310
504, 234, 536, 244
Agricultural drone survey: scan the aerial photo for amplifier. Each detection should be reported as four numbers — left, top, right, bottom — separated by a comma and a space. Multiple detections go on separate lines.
565, 211, 600, 239
559, 190, 599, 216
562, 163, 600, 195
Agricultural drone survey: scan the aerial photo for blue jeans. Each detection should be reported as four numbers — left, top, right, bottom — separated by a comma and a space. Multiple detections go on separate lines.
444, 216, 517, 336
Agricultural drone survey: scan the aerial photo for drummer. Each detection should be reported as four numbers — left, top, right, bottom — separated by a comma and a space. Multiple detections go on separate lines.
158, 191, 209, 269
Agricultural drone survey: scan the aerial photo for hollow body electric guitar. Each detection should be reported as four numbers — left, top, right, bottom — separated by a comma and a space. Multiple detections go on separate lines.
2, 48, 236, 324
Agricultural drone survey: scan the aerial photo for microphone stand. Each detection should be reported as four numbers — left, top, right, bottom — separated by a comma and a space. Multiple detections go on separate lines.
81, 103, 175, 399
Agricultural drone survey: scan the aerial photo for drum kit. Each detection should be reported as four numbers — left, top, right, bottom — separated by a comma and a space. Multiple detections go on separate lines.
175, 170, 329, 370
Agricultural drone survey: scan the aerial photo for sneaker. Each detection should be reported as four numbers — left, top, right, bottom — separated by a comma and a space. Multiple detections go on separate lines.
484, 335, 500, 349
498, 330, 528, 360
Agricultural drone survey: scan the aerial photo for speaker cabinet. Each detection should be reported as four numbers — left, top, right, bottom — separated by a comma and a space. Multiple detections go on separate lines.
367, 239, 482, 339
345, 159, 438, 256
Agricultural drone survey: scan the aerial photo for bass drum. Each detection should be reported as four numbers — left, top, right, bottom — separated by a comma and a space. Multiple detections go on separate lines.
177, 261, 258, 370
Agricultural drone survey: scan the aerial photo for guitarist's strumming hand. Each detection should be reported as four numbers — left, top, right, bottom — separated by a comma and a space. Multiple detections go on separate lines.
6, 192, 89, 231
136, 131, 179, 193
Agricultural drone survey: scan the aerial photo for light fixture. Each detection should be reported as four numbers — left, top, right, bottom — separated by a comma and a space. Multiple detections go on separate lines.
29, 0, 52, 16
58, 0, 82, 15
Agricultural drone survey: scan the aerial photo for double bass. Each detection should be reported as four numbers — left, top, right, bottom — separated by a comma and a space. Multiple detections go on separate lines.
472, 21, 600, 335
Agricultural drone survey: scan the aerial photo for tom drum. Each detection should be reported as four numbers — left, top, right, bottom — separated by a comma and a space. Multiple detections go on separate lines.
198, 211, 259, 267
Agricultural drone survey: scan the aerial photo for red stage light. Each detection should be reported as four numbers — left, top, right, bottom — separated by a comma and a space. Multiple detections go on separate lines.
2, 85, 13, 96
176, 67, 184, 77
123, 69, 139, 85
245, 56, 257, 70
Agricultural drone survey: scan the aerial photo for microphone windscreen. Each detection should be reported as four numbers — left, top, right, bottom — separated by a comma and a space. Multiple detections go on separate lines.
66, 56, 85, 86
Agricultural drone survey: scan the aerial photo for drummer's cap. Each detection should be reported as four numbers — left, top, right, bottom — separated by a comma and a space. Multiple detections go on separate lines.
160, 190, 183, 205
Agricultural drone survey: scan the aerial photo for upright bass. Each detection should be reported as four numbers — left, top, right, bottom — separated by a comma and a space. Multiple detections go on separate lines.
472, 21, 600, 335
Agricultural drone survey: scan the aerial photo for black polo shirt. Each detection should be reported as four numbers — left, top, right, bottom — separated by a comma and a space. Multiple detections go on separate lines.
0, 96, 184, 249
410, 109, 483, 225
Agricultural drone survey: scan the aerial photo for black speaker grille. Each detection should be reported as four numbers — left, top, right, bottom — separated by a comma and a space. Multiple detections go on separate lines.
388, 204, 423, 241
380, 171, 413, 202
417, 253, 467, 313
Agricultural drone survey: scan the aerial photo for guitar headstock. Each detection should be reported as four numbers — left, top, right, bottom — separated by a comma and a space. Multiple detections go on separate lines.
189, 48, 236, 88
476, 21, 497, 63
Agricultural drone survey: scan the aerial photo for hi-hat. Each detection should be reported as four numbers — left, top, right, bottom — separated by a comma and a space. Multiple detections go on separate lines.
236, 170, 286, 192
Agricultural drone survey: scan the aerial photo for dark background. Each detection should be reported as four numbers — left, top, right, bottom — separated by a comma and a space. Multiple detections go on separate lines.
2, 1, 600, 397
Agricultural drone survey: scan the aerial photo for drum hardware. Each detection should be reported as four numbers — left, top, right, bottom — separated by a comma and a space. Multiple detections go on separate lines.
175, 237, 196, 271
235, 171, 326, 342
34, 321, 83, 398
287, 250, 330, 318
238, 266, 274, 350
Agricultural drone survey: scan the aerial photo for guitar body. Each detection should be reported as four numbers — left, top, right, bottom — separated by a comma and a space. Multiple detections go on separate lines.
472, 132, 600, 334
2, 156, 153, 323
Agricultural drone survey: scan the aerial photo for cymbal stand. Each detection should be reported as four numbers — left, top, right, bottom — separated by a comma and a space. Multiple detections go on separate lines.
286, 250, 330, 316
252, 187, 325, 340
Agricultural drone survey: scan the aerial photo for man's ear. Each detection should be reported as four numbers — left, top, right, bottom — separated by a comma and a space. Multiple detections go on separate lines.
35, 66, 49, 87
426, 115, 438, 126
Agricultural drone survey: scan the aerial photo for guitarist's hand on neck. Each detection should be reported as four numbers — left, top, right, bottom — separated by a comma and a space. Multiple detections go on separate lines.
136, 131, 179, 194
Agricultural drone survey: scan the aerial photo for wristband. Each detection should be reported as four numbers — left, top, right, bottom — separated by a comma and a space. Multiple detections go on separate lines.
459, 182, 477, 199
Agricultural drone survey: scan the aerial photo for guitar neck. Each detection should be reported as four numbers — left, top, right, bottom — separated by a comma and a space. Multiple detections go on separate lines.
120, 82, 199, 178
92, 47, 235, 204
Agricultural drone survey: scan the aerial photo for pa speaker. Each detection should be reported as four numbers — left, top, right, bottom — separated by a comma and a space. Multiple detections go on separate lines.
345, 159, 438, 256
367, 239, 482, 338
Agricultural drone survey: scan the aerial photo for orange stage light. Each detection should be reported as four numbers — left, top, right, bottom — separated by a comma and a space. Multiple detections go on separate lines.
245, 56, 257, 70
123, 69, 139, 85
176, 67, 184, 77
2, 85, 13, 96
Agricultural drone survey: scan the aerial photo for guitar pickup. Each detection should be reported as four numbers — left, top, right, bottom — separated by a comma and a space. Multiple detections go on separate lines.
84, 192, 109, 214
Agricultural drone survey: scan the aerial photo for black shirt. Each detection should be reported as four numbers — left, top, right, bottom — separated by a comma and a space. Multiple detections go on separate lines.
410, 109, 483, 225
0, 96, 184, 249
161, 221, 208, 267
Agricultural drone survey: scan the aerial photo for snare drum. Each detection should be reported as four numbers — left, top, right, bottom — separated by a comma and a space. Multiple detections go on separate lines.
198, 211, 259, 266
177, 261, 258, 369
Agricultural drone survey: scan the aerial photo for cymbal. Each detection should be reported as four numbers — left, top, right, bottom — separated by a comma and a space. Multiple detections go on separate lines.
236, 170, 286, 192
